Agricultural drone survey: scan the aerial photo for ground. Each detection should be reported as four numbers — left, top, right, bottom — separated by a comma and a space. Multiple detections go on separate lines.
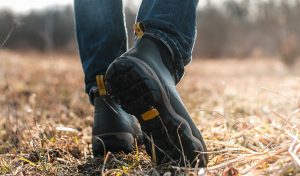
0, 50, 300, 175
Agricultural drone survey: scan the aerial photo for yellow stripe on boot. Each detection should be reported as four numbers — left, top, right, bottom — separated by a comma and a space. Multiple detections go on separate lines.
134, 22, 144, 39
96, 75, 107, 96
141, 108, 159, 121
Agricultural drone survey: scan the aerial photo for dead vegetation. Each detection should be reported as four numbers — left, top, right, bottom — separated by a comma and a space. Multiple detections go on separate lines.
0, 51, 300, 175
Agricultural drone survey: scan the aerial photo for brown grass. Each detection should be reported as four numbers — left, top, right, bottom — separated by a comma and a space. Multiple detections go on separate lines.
0, 50, 300, 175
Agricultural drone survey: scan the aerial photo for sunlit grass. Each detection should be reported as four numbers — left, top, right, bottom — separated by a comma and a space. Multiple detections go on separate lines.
0, 51, 300, 175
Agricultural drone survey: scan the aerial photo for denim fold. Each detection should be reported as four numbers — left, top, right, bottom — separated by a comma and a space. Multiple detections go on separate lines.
74, 0, 199, 95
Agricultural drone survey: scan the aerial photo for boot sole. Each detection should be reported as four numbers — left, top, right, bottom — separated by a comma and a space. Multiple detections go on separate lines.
92, 132, 134, 156
105, 57, 207, 166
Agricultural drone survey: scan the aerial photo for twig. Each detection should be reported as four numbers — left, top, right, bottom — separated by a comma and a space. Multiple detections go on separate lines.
298, 95, 300, 108
111, 154, 128, 167
287, 132, 300, 167
194, 159, 200, 176
295, 143, 300, 153
288, 139, 300, 166
201, 148, 255, 154
260, 87, 298, 105
103, 169, 124, 175
241, 146, 288, 174
159, 116, 182, 153
205, 140, 255, 153
171, 166, 203, 172
271, 110, 293, 126
0, 153, 28, 157
142, 131, 174, 163
207, 153, 264, 171
200, 109, 272, 141
150, 134, 157, 166
177, 122, 187, 168
102, 151, 111, 176
264, 108, 300, 150
95, 136, 106, 156
0, 23, 17, 49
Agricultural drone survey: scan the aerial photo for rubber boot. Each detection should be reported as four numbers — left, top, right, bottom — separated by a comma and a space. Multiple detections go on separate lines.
91, 76, 143, 156
105, 36, 208, 166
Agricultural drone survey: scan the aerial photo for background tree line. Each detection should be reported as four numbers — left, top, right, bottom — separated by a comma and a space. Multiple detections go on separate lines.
0, 0, 300, 64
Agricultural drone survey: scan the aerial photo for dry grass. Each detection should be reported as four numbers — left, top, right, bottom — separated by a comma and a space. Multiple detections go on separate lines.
0, 50, 300, 175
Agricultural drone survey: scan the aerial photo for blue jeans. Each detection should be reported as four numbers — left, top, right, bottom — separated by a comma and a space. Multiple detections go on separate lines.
74, 0, 199, 96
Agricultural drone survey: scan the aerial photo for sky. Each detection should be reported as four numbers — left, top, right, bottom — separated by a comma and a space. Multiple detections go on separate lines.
0, 0, 218, 13
0, 0, 73, 13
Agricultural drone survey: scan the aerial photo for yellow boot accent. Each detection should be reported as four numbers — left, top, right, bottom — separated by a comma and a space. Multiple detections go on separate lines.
134, 22, 144, 39
141, 108, 159, 121
96, 75, 107, 96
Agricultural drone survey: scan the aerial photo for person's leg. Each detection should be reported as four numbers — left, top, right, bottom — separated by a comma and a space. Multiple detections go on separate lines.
105, 0, 208, 166
74, 0, 142, 156
74, 0, 127, 95
136, 0, 199, 83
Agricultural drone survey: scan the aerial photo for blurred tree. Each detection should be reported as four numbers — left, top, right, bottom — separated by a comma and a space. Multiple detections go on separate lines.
3, 6, 75, 52
195, 5, 229, 57
277, 1, 300, 66
225, 0, 249, 21
0, 10, 15, 47
0, 0, 299, 65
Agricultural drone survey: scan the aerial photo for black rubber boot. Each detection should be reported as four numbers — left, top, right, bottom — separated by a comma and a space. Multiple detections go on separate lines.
91, 80, 143, 156
105, 36, 208, 167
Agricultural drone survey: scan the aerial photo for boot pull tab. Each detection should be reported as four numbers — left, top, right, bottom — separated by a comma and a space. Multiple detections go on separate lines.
134, 22, 145, 39
96, 75, 107, 96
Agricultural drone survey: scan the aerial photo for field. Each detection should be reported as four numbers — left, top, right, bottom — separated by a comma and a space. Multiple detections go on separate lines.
0, 51, 300, 175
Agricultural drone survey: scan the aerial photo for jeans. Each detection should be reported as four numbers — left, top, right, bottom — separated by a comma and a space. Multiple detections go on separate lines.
74, 0, 199, 96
